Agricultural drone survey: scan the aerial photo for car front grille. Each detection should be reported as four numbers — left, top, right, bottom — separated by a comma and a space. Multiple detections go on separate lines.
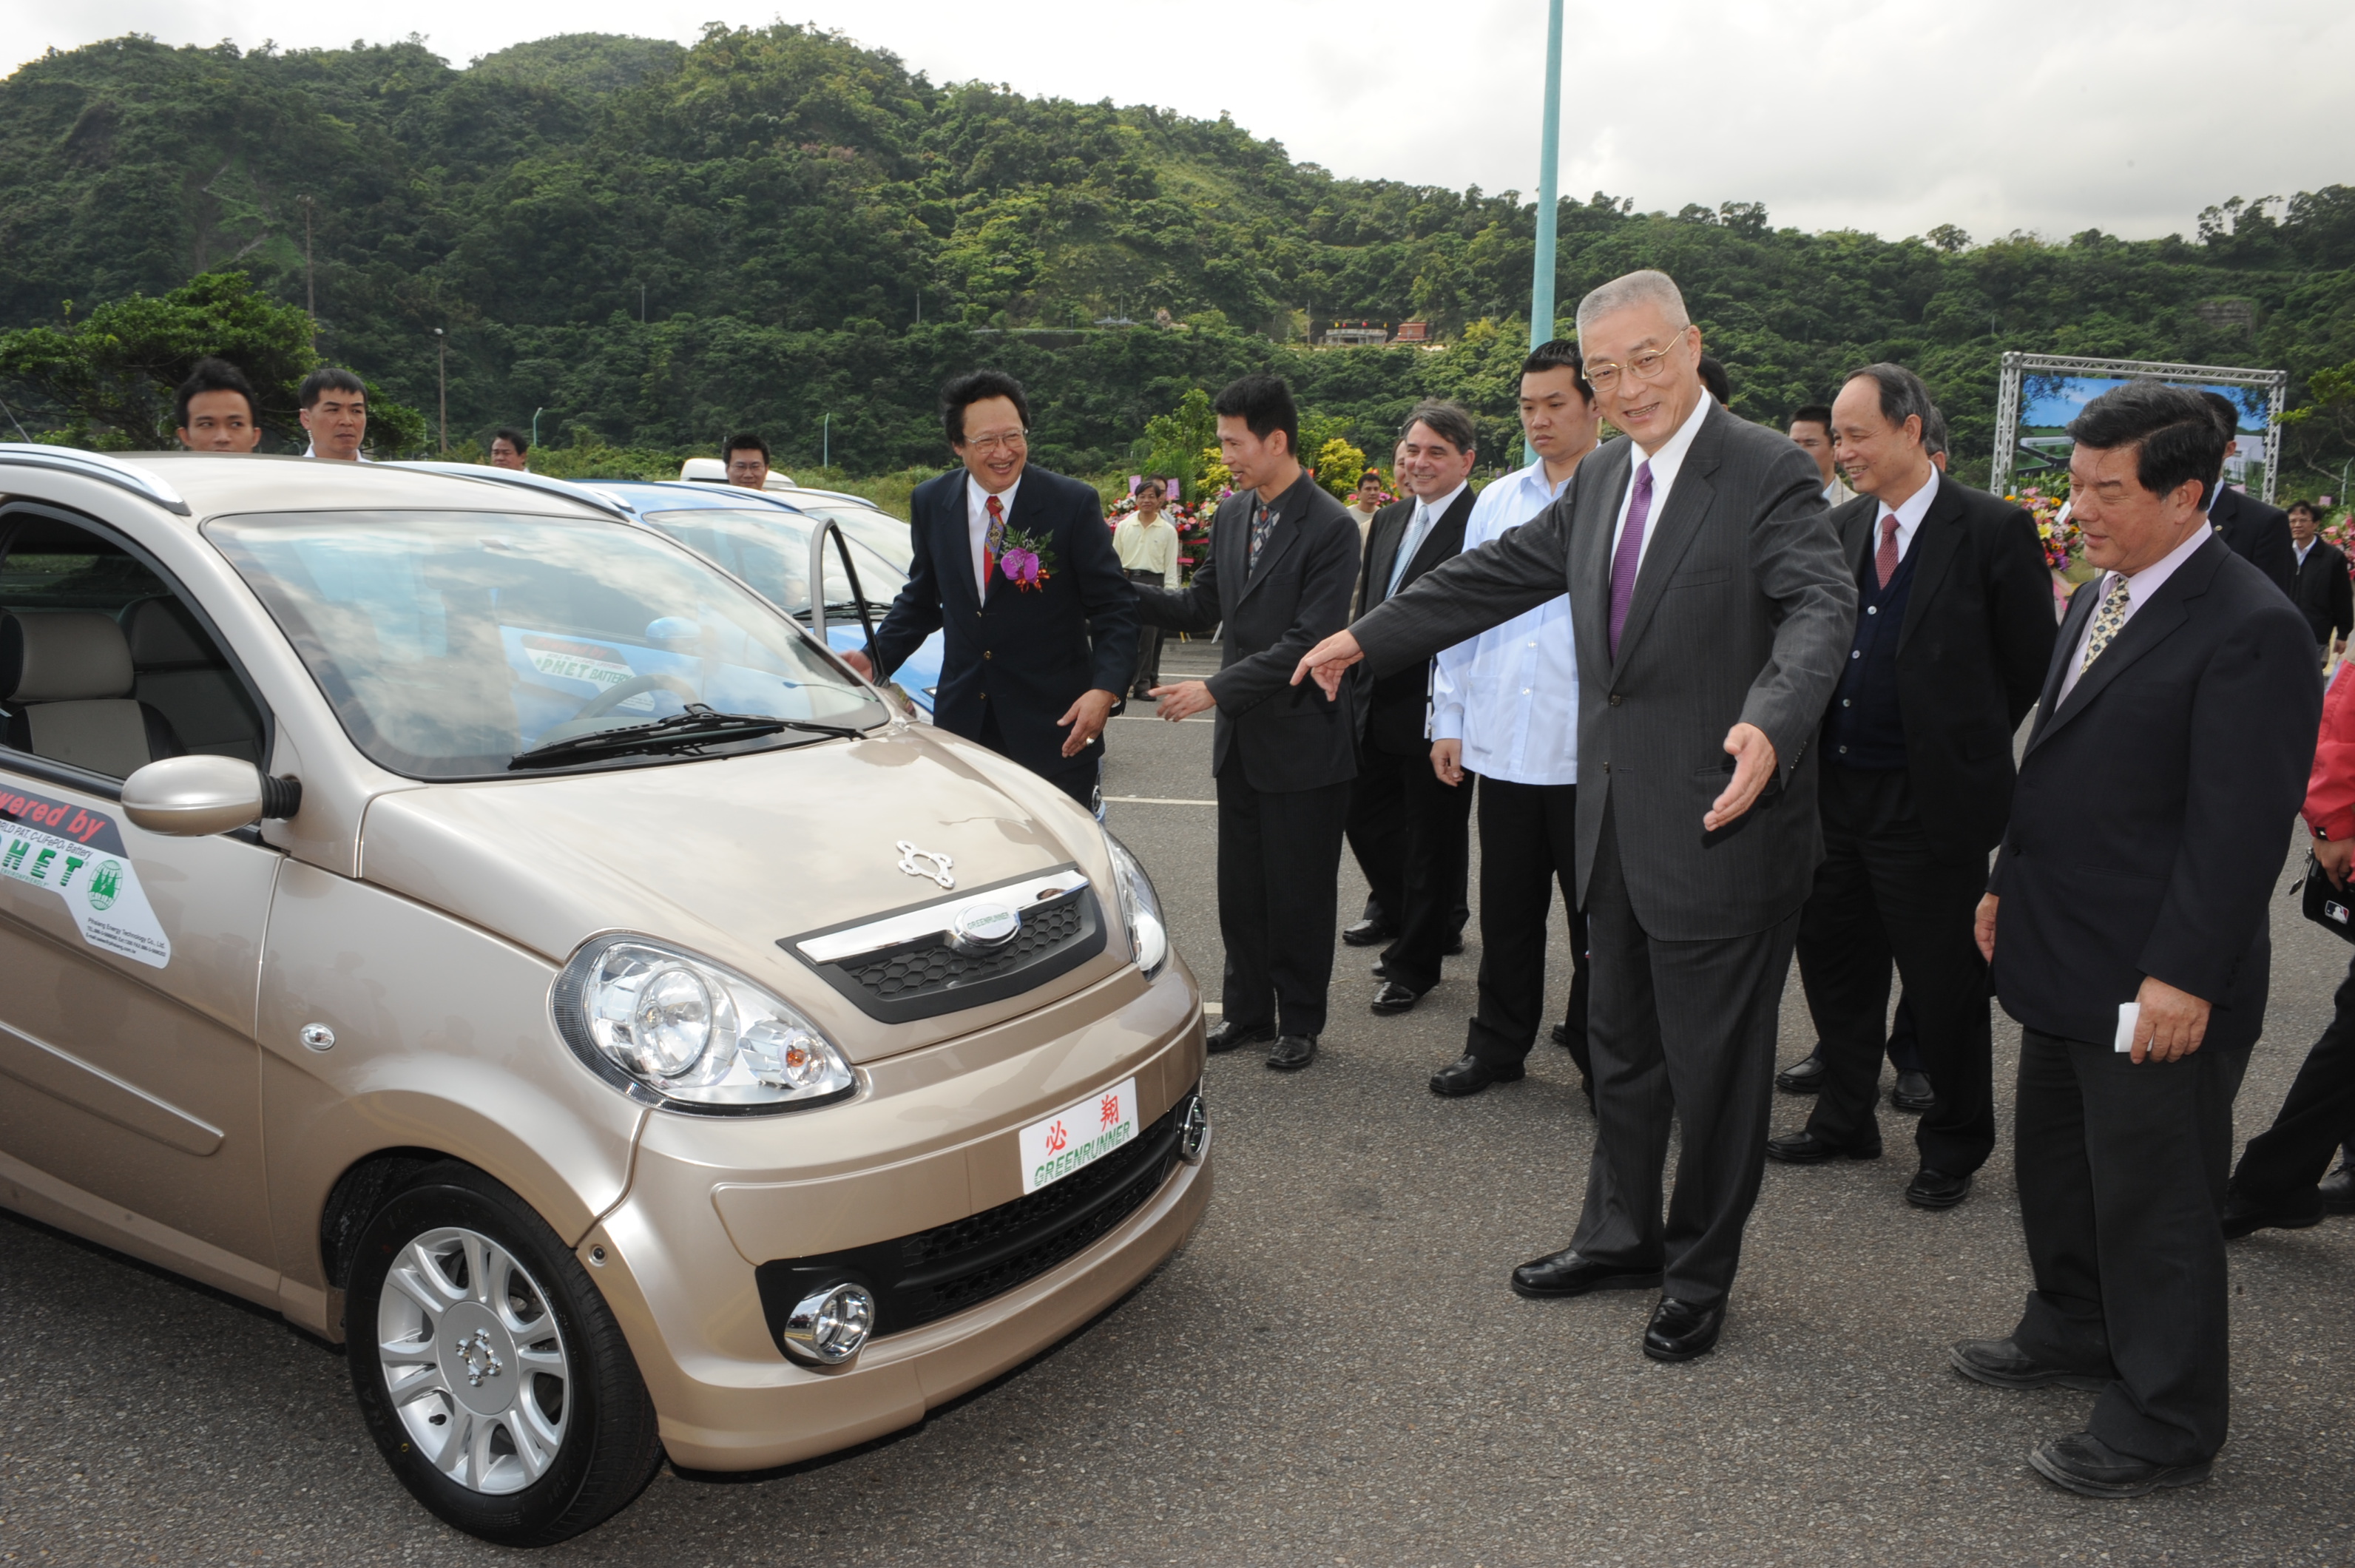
787, 885, 1105, 1024
753, 1089, 1192, 1348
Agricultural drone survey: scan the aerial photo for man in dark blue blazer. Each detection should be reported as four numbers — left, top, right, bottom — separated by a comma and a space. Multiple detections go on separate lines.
2197, 390, 2294, 600
851, 371, 1137, 806
1956, 382, 2319, 1498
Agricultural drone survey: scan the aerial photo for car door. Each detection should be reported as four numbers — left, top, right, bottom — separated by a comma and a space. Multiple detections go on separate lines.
0, 504, 283, 1294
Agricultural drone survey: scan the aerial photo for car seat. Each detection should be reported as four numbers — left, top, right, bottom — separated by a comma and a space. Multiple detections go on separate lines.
1, 611, 186, 778
121, 597, 264, 764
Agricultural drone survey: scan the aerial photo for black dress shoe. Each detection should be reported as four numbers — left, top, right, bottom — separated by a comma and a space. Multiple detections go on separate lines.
1905, 1167, 1973, 1210
1890, 1069, 1936, 1113
2220, 1186, 2325, 1239
1509, 1249, 1662, 1300
2319, 1158, 2355, 1214
2030, 1432, 2211, 1498
1371, 981, 1425, 1016
1442, 933, 1465, 956
1766, 1129, 1882, 1164
1430, 1055, 1523, 1097
1341, 918, 1393, 947
1774, 1050, 1828, 1095
1550, 1022, 1574, 1049
1203, 1018, 1275, 1054
1642, 1298, 1726, 1362
1947, 1337, 2108, 1392
1370, 956, 1389, 979
1266, 1034, 1317, 1071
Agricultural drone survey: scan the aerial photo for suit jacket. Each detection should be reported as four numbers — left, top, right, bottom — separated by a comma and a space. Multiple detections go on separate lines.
1825, 479, 2056, 862
1353, 489, 1472, 754
1135, 470, 1361, 793
2291, 538, 2354, 645
871, 464, 1137, 777
1987, 535, 2319, 1052
2207, 485, 2295, 600
1351, 400, 1856, 940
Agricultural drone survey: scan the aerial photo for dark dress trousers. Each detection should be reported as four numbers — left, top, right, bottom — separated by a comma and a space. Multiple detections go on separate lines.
2206, 484, 2295, 601
1989, 533, 2319, 1467
1796, 479, 2055, 1175
2290, 538, 2353, 652
1136, 471, 1361, 1038
1352, 402, 1855, 1307
870, 464, 1137, 804
1345, 490, 1475, 995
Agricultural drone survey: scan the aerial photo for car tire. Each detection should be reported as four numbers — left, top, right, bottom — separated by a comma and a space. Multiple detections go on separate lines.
343, 1161, 664, 1545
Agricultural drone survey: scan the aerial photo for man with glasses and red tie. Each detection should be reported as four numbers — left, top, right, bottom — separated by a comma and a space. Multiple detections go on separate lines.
846, 370, 1135, 808
1292, 269, 1854, 1362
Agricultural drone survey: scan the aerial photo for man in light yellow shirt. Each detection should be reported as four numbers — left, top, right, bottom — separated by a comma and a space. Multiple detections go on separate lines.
1115, 477, 1183, 697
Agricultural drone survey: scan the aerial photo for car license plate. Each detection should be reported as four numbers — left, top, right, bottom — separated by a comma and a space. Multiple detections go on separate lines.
1018, 1078, 1139, 1195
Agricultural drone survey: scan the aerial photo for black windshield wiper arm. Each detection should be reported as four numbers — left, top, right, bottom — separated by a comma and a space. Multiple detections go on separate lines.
509, 706, 825, 770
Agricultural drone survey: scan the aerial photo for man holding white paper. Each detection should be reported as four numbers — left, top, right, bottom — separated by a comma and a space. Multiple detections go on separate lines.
1956, 382, 2318, 1498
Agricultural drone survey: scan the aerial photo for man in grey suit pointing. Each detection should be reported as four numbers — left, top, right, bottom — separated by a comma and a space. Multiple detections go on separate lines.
1294, 269, 1855, 1362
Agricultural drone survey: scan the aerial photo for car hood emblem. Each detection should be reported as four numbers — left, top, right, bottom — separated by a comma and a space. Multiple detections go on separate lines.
896, 840, 955, 888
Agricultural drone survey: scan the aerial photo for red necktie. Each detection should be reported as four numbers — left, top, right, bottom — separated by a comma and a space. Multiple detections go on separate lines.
983, 493, 1006, 591
1876, 514, 1899, 589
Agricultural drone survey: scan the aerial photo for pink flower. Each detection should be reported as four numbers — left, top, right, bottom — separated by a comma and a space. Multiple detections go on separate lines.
1001, 547, 1043, 588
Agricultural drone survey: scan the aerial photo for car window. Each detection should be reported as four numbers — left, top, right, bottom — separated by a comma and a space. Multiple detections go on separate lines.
206, 510, 885, 780
0, 513, 268, 777
638, 509, 906, 616
795, 504, 914, 574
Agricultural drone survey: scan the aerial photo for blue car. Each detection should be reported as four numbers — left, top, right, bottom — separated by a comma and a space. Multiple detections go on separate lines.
587, 481, 940, 722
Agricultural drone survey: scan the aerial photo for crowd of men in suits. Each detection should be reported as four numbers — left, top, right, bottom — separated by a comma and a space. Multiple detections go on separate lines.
853, 268, 2343, 1501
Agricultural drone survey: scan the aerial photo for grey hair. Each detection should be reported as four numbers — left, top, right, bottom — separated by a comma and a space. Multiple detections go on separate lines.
1575, 269, 1690, 338
1400, 398, 1478, 455
1920, 403, 1949, 457
1844, 362, 1935, 442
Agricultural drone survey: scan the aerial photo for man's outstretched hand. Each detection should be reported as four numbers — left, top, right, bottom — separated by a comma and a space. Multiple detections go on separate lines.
1703, 723, 1777, 833
839, 648, 874, 680
1056, 689, 1118, 755
1148, 680, 1215, 721
1291, 630, 1365, 700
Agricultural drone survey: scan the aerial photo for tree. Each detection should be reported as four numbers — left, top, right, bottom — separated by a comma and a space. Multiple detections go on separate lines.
1311, 436, 1366, 499
1139, 387, 1218, 501
0, 271, 425, 453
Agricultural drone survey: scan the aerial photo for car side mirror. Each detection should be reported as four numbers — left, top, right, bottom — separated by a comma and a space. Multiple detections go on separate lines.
121, 755, 300, 837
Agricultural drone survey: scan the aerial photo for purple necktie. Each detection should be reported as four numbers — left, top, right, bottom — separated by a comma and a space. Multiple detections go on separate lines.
1608, 461, 1654, 659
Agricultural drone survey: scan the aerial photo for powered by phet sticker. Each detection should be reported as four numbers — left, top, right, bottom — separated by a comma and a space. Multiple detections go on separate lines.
0, 784, 170, 968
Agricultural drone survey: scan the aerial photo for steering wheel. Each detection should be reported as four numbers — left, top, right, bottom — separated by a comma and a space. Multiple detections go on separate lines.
572, 672, 700, 721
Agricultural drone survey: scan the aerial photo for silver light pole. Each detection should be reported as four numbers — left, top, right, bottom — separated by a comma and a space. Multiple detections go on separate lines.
1527, 0, 1564, 464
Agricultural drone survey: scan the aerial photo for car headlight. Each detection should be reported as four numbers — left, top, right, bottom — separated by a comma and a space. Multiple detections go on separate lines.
552, 936, 856, 1114
1102, 830, 1169, 980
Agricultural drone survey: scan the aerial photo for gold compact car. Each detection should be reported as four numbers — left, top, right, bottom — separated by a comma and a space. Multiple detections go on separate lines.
0, 448, 1208, 1545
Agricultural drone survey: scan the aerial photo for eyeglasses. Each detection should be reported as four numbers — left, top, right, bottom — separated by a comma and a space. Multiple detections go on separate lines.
961, 431, 1029, 454
1584, 340, 1684, 393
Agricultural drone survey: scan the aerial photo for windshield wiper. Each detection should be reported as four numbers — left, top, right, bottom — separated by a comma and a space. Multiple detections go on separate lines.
507, 705, 864, 770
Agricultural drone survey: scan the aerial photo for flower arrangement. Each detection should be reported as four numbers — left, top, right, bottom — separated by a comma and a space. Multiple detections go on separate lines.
2010, 486, 2078, 572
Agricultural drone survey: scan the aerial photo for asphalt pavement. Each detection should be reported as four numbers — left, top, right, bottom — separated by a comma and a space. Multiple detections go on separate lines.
3, 632, 2352, 1565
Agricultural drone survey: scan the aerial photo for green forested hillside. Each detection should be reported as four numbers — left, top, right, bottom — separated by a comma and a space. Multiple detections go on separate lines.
2, 25, 2352, 488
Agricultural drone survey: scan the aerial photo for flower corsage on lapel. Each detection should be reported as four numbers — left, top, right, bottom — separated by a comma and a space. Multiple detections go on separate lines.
996, 527, 1057, 592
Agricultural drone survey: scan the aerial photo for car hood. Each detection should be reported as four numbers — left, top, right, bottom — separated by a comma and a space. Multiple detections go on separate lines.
355, 724, 1129, 1059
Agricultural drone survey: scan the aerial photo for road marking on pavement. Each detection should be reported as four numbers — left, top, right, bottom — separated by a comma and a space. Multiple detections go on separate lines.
1103, 795, 1216, 805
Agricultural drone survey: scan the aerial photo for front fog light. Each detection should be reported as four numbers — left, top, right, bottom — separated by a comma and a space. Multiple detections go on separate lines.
1178, 1090, 1209, 1163
781, 1281, 875, 1365
554, 936, 856, 1114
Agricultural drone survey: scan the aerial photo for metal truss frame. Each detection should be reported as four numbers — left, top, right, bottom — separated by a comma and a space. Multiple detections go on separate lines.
1991, 352, 2290, 503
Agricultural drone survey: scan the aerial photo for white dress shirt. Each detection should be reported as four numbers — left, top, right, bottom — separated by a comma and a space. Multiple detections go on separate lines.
965, 472, 1021, 595
2057, 523, 2211, 703
2297, 537, 2317, 568
1430, 459, 1580, 785
1609, 391, 1714, 572
302, 443, 372, 462
1871, 467, 1941, 565
1388, 481, 1468, 596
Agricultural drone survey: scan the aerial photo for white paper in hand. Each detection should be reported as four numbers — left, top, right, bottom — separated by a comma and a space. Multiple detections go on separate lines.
2114, 1001, 2140, 1054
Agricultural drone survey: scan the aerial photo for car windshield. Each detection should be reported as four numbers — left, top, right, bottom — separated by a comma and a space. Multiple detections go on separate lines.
638, 507, 906, 616
206, 510, 886, 780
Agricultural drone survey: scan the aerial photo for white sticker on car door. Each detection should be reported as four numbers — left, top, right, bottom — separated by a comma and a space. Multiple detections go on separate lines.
0, 785, 171, 968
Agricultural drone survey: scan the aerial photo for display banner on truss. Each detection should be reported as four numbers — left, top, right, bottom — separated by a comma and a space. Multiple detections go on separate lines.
1991, 353, 2288, 504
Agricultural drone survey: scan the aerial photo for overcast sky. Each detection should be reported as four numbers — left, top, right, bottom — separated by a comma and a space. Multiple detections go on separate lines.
5, 0, 2346, 243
